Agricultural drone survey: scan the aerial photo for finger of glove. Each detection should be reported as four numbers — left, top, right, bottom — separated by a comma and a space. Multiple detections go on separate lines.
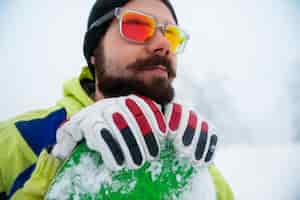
169, 107, 213, 167
118, 95, 162, 161
56, 120, 83, 143
193, 120, 218, 166
81, 118, 125, 171
164, 103, 177, 136
129, 95, 167, 137
169, 104, 192, 144
202, 125, 218, 165
166, 103, 218, 166
51, 129, 78, 160
68, 104, 108, 143
173, 108, 200, 158
66, 97, 115, 138
103, 103, 146, 169
164, 103, 187, 139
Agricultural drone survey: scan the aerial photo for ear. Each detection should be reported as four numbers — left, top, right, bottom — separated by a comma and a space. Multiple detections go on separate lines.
90, 56, 96, 65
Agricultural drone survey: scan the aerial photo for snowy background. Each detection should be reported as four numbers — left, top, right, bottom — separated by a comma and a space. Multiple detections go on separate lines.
1, 0, 300, 199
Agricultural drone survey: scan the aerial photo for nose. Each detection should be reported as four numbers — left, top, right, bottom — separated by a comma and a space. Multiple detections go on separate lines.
146, 30, 171, 57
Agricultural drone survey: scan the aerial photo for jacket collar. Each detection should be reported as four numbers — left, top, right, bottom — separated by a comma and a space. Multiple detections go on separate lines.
56, 67, 94, 118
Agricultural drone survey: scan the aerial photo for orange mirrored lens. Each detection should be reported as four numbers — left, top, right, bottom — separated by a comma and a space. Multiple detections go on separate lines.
164, 25, 185, 53
121, 12, 155, 42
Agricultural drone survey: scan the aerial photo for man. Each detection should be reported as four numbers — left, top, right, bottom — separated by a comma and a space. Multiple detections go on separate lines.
0, 0, 233, 199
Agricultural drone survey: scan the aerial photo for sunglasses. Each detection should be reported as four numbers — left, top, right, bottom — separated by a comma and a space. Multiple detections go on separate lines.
89, 7, 190, 54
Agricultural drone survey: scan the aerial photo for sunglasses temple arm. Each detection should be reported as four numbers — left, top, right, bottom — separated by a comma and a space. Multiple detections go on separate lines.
88, 9, 116, 31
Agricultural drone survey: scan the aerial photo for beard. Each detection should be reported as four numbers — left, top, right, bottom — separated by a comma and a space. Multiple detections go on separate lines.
94, 48, 176, 106
98, 74, 174, 106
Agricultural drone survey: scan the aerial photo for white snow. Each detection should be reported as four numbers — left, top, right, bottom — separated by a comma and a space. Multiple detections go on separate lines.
215, 144, 300, 200
147, 160, 163, 181
46, 153, 112, 199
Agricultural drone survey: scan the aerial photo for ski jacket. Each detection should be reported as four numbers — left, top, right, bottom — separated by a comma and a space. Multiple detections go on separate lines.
0, 67, 234, 200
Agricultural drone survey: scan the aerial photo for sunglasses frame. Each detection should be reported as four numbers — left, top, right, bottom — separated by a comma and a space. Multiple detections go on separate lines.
88, 7, 190, 54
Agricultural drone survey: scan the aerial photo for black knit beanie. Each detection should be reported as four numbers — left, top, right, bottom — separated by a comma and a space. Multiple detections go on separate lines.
83, 0, 178, 77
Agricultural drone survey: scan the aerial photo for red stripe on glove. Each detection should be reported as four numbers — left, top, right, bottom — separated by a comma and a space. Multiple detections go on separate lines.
169, 103, 182, 131
188, 111, 197, 129
126, 98, 152, 136
201, 121, 208, 134
138, 96, 167, 133
113, 112, 128, 130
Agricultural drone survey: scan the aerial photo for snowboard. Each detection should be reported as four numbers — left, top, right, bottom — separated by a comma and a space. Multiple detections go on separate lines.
45, 141, 197, 200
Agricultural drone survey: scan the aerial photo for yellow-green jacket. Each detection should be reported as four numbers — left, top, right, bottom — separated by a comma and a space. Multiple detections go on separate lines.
0, 67, 234, 200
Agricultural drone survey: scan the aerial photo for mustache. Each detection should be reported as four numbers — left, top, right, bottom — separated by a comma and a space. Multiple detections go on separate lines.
126, 55, 176, 78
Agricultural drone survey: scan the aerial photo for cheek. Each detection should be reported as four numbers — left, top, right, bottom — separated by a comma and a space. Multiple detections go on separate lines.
103, 31, 140, 72
104, 25, 135, 57
102, 49, 134, 78
171, 57, 177, 74
173, 63, 177, 73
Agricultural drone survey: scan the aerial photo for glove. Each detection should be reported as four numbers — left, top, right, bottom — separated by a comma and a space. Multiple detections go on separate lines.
51, 95, 167, 171
164, 102, 218, 166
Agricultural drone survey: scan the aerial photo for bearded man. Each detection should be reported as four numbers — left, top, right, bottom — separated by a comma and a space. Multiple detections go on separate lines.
0, 0, 233, 199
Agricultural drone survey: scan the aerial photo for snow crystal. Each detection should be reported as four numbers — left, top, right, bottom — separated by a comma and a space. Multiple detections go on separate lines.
176, 174, 182, 182
46, 153, 112, 199
147, 160, 162, 181
128, 180, 137, 191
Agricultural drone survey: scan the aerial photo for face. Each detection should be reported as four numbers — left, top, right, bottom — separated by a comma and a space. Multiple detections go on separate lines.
91, 0, 178, 105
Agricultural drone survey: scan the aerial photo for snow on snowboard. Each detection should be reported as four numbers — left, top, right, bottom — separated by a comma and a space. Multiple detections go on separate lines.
46, 141, 213, 200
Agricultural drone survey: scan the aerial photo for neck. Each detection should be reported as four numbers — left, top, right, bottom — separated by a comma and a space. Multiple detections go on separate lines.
94, 79, 105, 101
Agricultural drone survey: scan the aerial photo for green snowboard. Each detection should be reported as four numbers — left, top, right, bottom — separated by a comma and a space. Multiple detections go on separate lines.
45, 141, 197, 200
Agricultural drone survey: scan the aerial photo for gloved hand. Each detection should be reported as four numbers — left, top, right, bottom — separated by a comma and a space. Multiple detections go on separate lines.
164, 102, 218, 167
51, 95, 167, 171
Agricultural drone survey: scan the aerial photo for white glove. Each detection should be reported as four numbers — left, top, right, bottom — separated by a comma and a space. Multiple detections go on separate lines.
164, 102, 218, 166
51, 95, 167, 171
